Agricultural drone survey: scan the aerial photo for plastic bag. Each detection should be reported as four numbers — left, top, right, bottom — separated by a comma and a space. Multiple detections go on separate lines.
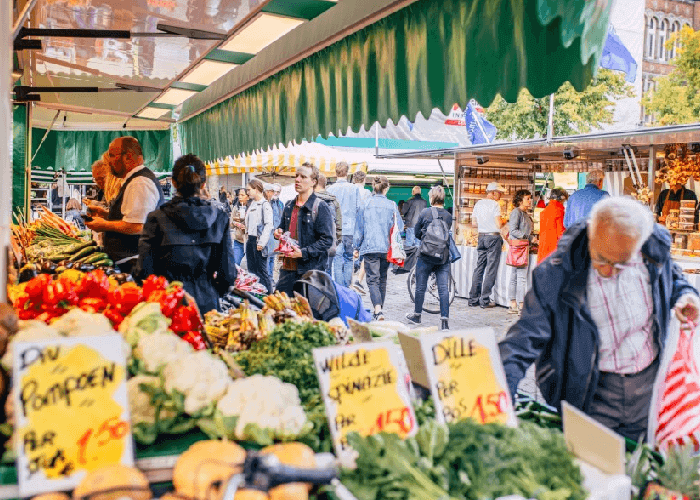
275, 232, 299, 256
387, 212, 406, 267
649, 318, 700, 452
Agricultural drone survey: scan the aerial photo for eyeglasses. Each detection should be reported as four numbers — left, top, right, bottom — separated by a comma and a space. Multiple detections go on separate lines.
590, 254, 636, 278
107, 151, 126, 159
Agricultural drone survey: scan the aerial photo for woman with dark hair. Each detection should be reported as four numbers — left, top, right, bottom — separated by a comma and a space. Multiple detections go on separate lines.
244, 178, 274, 293
136, 154, 237, 313
231, 188, 249, 266
507, 189, 534, 314
353, 175, 403, 320
537, 188, 569, 264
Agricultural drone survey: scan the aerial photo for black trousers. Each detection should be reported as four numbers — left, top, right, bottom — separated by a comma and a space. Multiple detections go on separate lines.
246, 236, 272, 294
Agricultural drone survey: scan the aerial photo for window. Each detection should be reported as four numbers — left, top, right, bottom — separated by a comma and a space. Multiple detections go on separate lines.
645, 16, 657, 59
659, 19, 668, 61
670, 22, 680, 59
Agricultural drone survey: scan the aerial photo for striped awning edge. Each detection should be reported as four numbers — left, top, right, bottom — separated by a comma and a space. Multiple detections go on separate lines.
205, 153, 368, 177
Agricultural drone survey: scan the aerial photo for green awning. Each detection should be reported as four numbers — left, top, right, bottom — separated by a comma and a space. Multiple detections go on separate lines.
179, 0, 612, 162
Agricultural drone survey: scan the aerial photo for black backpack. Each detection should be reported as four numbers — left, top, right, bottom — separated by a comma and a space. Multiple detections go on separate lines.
419, 208, 450, 263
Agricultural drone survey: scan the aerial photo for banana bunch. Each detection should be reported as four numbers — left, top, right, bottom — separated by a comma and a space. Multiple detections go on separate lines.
263, 292, 294, 312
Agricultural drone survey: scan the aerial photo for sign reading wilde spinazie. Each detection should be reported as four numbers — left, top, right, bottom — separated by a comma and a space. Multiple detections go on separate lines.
13, 335, 133, 497
313, 342, 417, 457
418, 328, 516, 427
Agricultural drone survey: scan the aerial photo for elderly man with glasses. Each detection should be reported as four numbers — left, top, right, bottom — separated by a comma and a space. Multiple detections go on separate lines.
500, 197, 699, 440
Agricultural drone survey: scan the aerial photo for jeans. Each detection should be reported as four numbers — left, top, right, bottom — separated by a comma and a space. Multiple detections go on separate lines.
233, 240, 245, 267
405, 227, 420, 248
468, 234, 502, 306
508, 266, 528, 304
414, 257, 450, 318
333, 235, 354, 287
364, 253, 390, 308
276, 269, 302, 297
245, 237, 272, 294
268, 255, 275, 279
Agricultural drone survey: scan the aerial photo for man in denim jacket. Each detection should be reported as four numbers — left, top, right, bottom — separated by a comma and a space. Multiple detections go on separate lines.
327, 161, 360, 287
274, 163, 334, 296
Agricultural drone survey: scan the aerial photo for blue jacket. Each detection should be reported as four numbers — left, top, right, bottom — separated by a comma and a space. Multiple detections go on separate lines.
278, 193, 334, 274
267, 198, 284, 254
563, 184, 609, 228
327, 179, 360, 236
499, 221, 696, 412
354, 194, 403, 256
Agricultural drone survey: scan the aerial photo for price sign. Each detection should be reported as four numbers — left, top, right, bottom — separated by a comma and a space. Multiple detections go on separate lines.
417, 328, 516, 427
13, 335, 133, 497
313, 342, 417, 458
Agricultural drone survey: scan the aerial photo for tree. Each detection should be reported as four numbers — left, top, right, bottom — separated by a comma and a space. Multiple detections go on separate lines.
484, 69, 634, 140
643, 26, 700, 125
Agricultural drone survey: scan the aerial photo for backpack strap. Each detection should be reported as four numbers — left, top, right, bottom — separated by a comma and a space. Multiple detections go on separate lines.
311, 196, 322, 223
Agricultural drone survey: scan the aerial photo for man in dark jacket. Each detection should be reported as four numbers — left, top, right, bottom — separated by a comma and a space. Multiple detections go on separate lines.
500, 197, 699, 440
315, 174, 343, 274
274, 163, 334, 296
401, 186, 427, 248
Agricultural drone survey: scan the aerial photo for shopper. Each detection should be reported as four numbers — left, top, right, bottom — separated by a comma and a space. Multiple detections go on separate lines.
264, 183, 284, 280
563, 169, 608, 228
85, 137, 164, 275
468, 182, 505, 308
405, 186, 452, 330
231, 188, 249, 266
90, 159, 108, 202
655, 182, 698, 223
353, 170, 371, 204
351, 170, 371, 294
401, 186, 427, 248
219, 187, 232, 215
135, 154, 237, 314
354, 176, 403, 321
537, 188, 568, 264
274, 163, 334, 296
327, 161, 359, 287
64, 198, 86, 231
507, 189, 534, 314
245, 179, 274, 294
314, 174, 343, 275
500, 197, 700, 440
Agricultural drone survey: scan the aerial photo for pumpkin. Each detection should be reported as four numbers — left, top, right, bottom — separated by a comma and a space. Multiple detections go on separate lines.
32, 493, 70, 500
72, 464, 150, 500
173, 440, 246, 500
261, 443, 316, 500
234, 490, 268, 500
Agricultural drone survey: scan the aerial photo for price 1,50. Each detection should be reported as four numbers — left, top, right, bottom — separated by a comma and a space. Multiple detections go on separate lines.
369, 407, 414, 435
442, 392, 507, 424
76, 417, 129, 465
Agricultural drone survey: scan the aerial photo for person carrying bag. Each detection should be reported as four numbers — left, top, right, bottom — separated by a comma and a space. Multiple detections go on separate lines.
507, 189, 535, 314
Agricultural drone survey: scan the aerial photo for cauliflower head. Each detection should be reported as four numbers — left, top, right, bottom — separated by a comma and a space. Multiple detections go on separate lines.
51, 309, 114, 337
2, 321, 61, 370
163, 351, 229, 414
119, 302, 171, 347
134, 333, 193, 374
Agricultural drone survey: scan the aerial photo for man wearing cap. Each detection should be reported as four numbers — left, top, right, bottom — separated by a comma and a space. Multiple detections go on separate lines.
264, 183, 285, 280
468, 182, 505, 308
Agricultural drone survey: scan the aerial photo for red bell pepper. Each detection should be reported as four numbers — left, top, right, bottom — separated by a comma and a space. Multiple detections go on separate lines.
79, 297, 107, 314
57, 276, 79, 306
42, 281, 68, 306
183, 302, 203, 331
148, 289, 179, 317
110, 283, 143, 316
143, 275, 168, 300
181, 330, 207, 350
24, 274, 52, 301
13, 292, 31, 311
169, 306, 192, 333
103, 307, 124, 329
78, 270, 110, 299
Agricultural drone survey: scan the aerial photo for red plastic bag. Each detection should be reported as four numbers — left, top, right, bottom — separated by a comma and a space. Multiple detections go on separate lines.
387, 213, 406, 267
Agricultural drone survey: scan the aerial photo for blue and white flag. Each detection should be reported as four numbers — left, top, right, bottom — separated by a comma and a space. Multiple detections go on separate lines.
600, 28, 638, 83
464, 100, 497, 144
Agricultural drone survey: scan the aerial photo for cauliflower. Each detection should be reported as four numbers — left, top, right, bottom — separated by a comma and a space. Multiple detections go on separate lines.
127, 375, 178, 425
2, 321, 61, 369
51, 309, 114, 337
162, 351, 229, 414
119, 302, 171, 347
217, 375, 307, 439
134, 333, 193, 374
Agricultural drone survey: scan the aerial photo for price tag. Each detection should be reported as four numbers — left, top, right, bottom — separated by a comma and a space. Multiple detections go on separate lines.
417, 328, 516, 426
13, 335, 133, 497
313, 342, 417, 458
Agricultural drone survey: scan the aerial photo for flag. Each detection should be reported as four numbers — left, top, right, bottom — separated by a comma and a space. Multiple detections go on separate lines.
464, 100, 496, 144
600, 29, 637, 83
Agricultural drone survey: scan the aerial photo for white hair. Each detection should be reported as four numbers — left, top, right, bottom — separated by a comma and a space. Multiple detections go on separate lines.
588, 197, 654, 252
586, 169, 605, 185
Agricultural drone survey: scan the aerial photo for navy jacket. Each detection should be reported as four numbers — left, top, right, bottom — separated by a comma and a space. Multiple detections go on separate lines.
499, 221, 696, 412
278, 193, 334, 275
135, 196, 237, 314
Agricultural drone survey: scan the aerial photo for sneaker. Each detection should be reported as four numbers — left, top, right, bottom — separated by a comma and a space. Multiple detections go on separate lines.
353, 281, 366, 295
480, 302, 496, 309
372, 312, 385, 321
405, 312, 421, 325
440, 319, 449, 331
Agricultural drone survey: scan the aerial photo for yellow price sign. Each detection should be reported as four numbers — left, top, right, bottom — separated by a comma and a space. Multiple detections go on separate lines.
13, 335, 133, 497
313, 342, 416, 457
418, 328, 516, 426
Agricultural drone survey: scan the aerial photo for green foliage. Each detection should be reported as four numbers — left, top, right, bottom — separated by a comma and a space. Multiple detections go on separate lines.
485, 69, 633, 140
643, 26, 700, 125
342, 419, 587, 500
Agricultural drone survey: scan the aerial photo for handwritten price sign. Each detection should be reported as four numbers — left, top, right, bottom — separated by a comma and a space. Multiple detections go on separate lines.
13, 335, 133, 497
313, 342, 416, 458
417, 328, 517, 427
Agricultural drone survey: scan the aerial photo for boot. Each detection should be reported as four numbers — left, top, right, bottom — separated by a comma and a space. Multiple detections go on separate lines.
405, 312, 421, 325
441, 318, 449, 331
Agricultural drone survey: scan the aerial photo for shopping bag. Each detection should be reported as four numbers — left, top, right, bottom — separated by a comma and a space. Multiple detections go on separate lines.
449, 234, 462, 263
649, 318, 700, 452
506, 239, 529, 268
387, 213, 406, 267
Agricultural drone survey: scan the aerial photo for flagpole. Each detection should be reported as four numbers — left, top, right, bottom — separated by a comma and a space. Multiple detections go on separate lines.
375, 121, 379, 157
546, 94, 555, 143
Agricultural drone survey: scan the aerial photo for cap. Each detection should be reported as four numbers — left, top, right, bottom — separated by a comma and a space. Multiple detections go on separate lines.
272, 183, 282, 192
486, 182, 505, 192
263, 183, 275, 191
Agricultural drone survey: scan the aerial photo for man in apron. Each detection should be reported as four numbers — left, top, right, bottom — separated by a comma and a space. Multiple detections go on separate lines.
655, 183, 698, 224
